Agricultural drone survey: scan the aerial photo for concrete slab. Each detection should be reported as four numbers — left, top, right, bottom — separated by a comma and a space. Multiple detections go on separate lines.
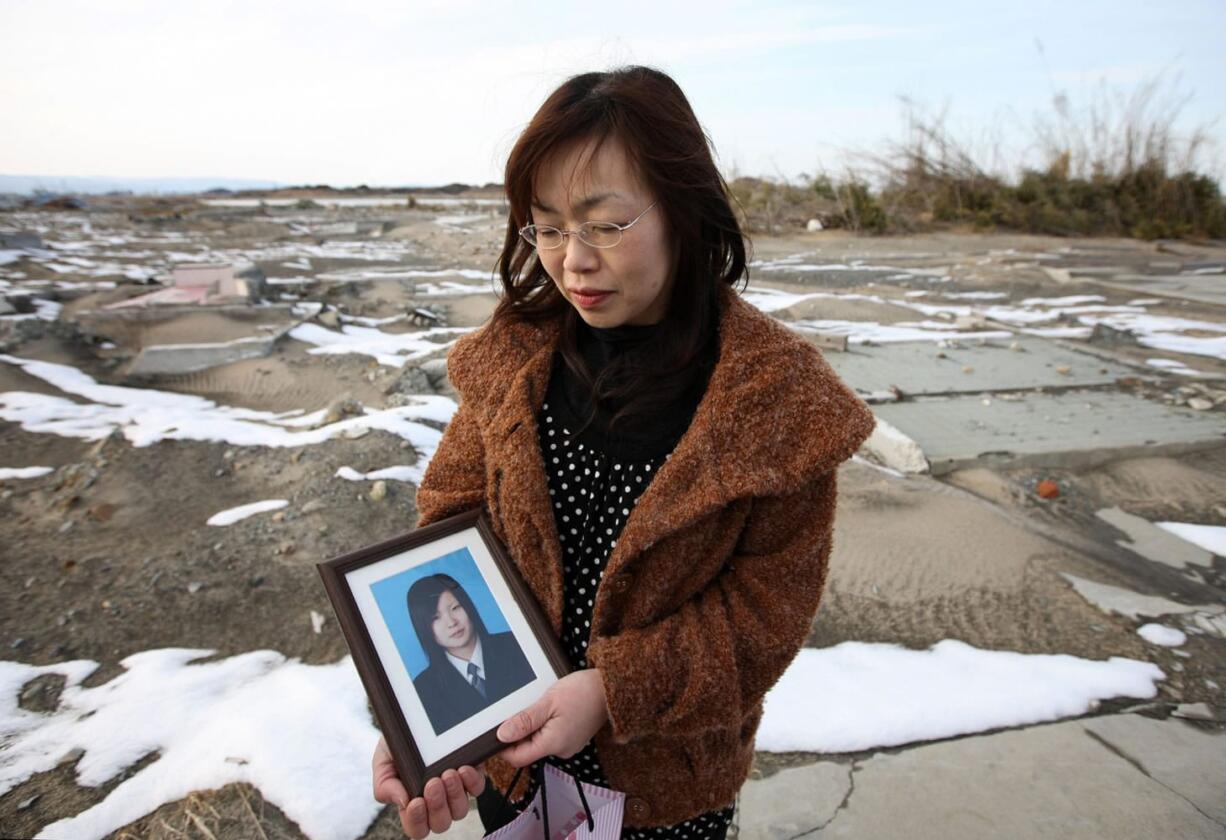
127, 329, 290, 376
872, 391, 1226, 475
737, 761, 850, 840
1081, 714, 1226, 826
810, 716, 1226, 839
1060, 574, 1223, 622
825, 337, 1136, 400
1095, 507, 1216, 570
1070, 268, 1226, 308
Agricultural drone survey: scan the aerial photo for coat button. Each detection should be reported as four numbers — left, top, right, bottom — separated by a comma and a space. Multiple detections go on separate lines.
612, 575, 631, 593
625, 796, 651, 821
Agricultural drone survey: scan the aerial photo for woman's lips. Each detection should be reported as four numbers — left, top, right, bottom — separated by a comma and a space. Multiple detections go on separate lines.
449, 629, 465, 639
572, 289, 612, 308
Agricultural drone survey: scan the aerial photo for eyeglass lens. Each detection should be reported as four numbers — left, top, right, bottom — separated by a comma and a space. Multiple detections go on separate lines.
527, 222, 623, 249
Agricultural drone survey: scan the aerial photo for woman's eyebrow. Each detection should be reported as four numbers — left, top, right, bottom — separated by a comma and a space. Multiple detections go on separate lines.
531, 191, 624, 214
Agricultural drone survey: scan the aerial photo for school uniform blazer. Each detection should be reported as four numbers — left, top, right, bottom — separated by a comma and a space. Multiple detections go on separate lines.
412, 631, 537, 735
414, 282, 875, 827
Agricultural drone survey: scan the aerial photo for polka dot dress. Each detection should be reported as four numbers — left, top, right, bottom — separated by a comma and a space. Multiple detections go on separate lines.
503, 400, 736, 838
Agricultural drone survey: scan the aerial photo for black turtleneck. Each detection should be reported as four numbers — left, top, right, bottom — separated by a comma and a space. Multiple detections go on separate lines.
542, 310, 719, 462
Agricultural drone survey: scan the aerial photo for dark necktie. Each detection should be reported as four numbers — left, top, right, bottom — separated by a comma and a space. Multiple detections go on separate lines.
467, 662, 486, 698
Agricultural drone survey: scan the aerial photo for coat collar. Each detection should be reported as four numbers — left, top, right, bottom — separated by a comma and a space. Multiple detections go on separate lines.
446, 283, 875, 585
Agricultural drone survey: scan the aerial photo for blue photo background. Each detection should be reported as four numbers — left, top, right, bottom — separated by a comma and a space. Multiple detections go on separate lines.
370, 546, 511, 680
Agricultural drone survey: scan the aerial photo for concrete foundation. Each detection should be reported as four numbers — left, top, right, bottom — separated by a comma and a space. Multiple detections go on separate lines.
871, 391, 1226, 475
825, 337, 1138, 400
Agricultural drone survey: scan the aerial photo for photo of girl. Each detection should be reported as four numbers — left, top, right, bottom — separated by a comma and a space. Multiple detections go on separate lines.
406, 573, 536, 736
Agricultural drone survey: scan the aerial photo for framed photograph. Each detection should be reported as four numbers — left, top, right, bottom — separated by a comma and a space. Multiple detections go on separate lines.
316, 506, 571, 798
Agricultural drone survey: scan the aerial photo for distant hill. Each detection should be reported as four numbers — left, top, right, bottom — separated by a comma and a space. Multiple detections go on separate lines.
0, 174, 286, 195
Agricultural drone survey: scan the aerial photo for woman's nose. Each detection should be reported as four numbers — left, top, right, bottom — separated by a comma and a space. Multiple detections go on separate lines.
562, 232, 599, 273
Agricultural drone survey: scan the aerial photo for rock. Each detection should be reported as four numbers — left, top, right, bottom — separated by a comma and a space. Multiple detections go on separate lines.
369, 480, 387, 502
1055, 365, 1072, 376
316, 310, 340, 328
300, 499, 326, 515
806, 218, 824, 232
1089, 322, 1139, 346
955, 314, 987, 330
19, 673, 65, 713
419, 358, 449, 387
342, 426, 369, 439
385, 365, 433, 398
1036, 479, 1060, 500
87, 502, 116, 523
187, 581, 203, 593
319, 394, 362, 426
311, 610, 326, 634
1187, 397, 1213, 410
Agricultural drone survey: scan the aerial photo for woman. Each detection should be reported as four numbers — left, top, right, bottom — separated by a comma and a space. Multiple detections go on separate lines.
406, 574, 535, 736
372, 65, 874, 839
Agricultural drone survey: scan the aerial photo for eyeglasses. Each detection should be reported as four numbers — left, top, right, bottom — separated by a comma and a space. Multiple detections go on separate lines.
519, 202, 657, 250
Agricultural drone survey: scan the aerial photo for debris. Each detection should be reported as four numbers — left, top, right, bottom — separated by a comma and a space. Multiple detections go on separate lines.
408, 307, 442, 326
310, 610, 326, 634
369, 480, 387, 502
1055, 365, 1072, 376
859, 417, 928, 474
1036, 479, 1060, 499
103, 262, 265, 309
0, 232, 44, 250
1170, 702, 1216, 721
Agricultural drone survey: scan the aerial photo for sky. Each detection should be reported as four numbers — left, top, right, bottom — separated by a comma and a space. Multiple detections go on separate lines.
1, 0, 1224, 189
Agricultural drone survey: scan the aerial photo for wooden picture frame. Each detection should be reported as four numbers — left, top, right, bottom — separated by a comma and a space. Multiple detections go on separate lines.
316, 506, 572, 798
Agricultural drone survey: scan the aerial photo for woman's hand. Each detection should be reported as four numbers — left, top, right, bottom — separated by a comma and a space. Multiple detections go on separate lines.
371, 735, 486, 838
495, 668, 610, 767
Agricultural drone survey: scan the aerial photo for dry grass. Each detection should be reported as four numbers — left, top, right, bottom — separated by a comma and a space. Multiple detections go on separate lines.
111, 784, 303, 840
728, 73, 1224, 239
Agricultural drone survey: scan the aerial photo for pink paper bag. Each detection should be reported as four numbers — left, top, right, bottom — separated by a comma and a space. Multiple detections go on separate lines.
484, 763, 625, 840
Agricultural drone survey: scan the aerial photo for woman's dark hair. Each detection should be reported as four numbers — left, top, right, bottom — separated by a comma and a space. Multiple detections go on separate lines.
406, 574, 491, 669
492, 65, 749, 439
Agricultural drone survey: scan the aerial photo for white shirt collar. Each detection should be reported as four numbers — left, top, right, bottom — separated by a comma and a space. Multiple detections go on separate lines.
445, 635, 484, 681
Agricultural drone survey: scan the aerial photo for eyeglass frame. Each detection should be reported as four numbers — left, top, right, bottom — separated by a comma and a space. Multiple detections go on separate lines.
518, 202, 658, 250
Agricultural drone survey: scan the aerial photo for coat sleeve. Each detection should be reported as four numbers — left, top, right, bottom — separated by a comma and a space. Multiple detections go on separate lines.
585, 468, 840, 743
414, 394, 487, 529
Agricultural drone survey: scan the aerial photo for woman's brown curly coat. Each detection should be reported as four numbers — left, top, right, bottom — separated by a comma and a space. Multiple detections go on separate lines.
414, 282, 875, 827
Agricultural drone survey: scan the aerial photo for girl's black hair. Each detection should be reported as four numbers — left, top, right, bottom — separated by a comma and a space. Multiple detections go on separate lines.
406, 573, 491, 669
